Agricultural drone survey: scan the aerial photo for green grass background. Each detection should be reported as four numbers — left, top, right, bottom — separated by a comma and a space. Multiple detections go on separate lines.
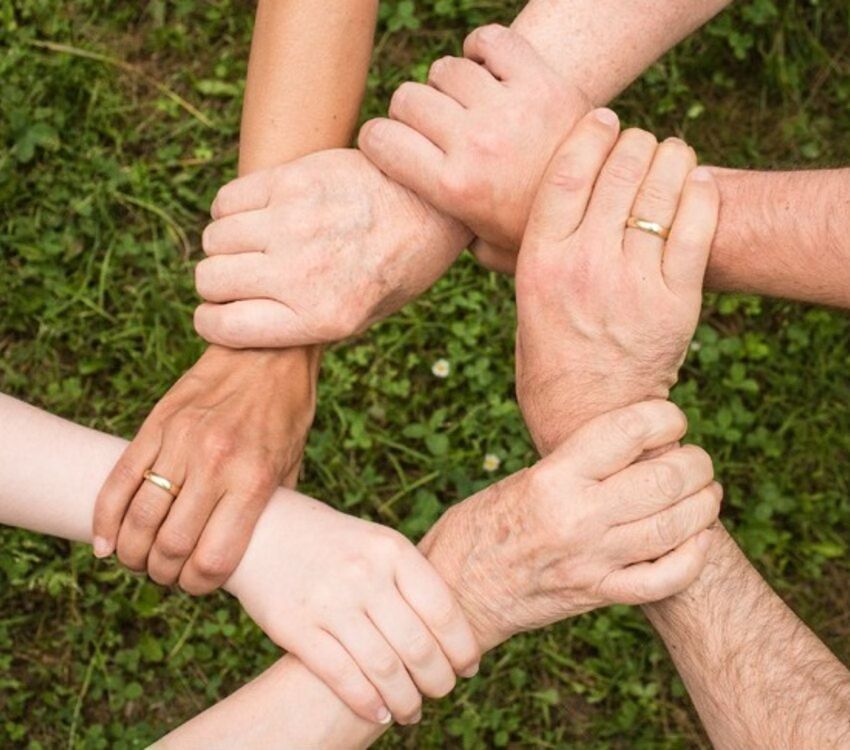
1, 1, 849, 747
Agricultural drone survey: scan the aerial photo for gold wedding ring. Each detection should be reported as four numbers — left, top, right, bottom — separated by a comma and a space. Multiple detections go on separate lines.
143, 469, 182, 498
626, 216, 670, 240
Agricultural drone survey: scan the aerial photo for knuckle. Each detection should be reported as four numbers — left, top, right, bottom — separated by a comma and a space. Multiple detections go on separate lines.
653, 461, 684, 500
637, 179, 673, 208
191, 549, 233, 581
653, 509, 681, 548
127, 498, 164, 529
201, 429, 237, 463
371, 650, 402, 680
430, 599, 460, 630
438, 167, 475, 202
547, 153, 591, 192
469, 128, 505, 159
611, 406, 648, 441
404, 632, 437, 666
604, 152, 647, 186
155, 528, 196, 560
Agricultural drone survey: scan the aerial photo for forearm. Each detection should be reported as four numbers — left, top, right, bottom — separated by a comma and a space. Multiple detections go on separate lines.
239, 0, 378, 174
644, 526, 850, 749
511, 0, 731, 105
707, 167, 850, 307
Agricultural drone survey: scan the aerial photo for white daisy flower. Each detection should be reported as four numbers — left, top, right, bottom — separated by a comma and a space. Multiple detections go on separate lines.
431, 358, 451, 378
482, 453, 501, 472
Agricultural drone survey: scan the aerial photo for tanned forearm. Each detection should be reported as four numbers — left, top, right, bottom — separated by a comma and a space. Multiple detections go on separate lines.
644, 527, 850, 749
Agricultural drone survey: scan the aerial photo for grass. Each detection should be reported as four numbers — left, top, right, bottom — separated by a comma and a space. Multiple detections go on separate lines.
1, 0, 849, 747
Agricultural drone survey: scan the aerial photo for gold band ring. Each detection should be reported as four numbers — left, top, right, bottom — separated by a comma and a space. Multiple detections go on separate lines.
626, 216, 670, 240
143, 469, 182, 498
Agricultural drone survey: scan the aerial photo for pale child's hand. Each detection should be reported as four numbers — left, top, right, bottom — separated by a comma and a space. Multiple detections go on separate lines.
224, 492, 480, 727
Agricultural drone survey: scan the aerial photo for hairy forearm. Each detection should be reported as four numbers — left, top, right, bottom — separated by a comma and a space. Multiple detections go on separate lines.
512, 0, 731, 104
644, 526, 850, 749
707, 167, 850, 307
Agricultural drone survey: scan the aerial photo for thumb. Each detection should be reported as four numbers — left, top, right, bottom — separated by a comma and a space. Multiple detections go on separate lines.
525, 108, 621, 246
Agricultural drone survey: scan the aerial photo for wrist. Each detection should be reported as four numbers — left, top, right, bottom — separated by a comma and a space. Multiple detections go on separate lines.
419, 471, 532, 652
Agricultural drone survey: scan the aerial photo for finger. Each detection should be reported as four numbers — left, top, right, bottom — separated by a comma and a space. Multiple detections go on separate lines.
624, 137, 696, 277
146, 475, 221, 586
367, 594, 457, 699
296, 628, 392, 725
524, 108, 621, 245
610, 482, 723, 564
201, 210, 270, 256
428, 56, 502, 107
179, 488, 270, 595
599, 444, 714, 524
663, 166, 720, 295
470, 238, 518, 275
195, 253, 276, 304
194, 300, 305, 349
115, 450, 185, 572
552, 400, 689, 481
603, 527, 716, 605
210, 170, 274, 220
463, 24, 546, 83
395, 552, 480, 678
92, 429, 161, 557
583, 128, 658, 241
358, 118, 446, 202
330, 613, 424, 725
388, 81, 464, 151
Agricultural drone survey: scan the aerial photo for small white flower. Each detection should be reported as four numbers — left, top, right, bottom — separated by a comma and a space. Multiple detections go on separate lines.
482, 453, 501, 472
690, 340, 702, 352
431, 358, 451, 378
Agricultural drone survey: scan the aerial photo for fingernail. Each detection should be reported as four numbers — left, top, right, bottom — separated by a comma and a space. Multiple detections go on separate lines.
691, 166, 713, 182
459, 663, 479, 679
411, 711, 423, 724
593, 108, 619, 127
376, 707, 393, 725
665, 136, 687, 146
93, 536, 113, 558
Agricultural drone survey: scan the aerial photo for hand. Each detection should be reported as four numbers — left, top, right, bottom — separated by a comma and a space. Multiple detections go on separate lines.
359, 24, 589, 270
193, 149, 472, 348
420, 400, 720, 651
515, 110, 720, 454
225, 491, 480, 726
92, 345, 318, 593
